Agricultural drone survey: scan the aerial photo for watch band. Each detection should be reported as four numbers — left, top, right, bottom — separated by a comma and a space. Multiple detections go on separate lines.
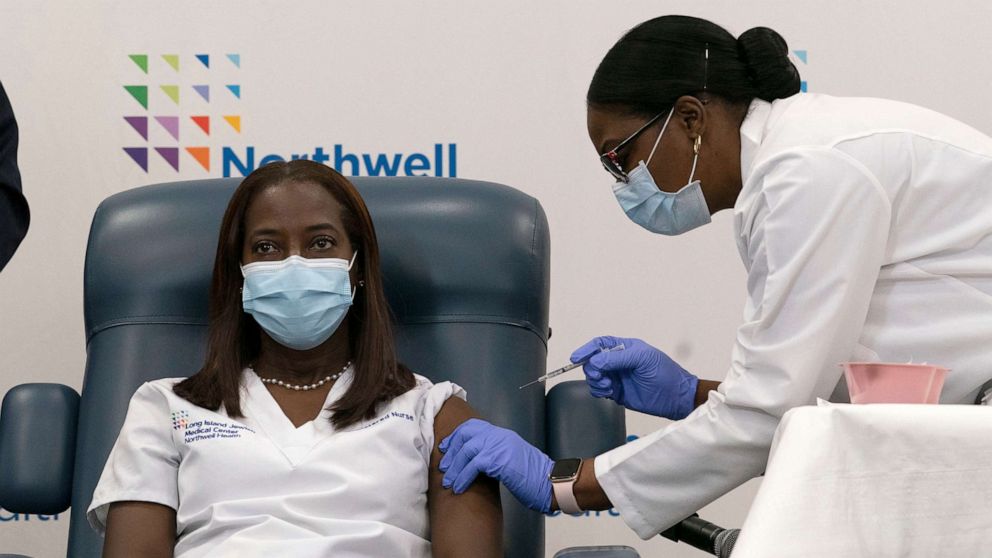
550, 459, 584, 514
553, 477, 583, 514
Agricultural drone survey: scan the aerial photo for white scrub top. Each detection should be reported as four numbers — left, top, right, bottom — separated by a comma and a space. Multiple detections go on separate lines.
87, 367, 464, 558
595, 93, 992, 538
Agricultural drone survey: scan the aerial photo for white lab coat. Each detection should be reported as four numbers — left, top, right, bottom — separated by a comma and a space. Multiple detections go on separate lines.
87, 368, 464, 558
595, 93, 992, 538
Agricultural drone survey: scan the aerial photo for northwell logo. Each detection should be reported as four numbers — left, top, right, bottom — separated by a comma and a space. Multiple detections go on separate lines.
221, 144, 458, 179
121, 53, 458, 178
122, 53, 241, 173
171, 409, 190, 430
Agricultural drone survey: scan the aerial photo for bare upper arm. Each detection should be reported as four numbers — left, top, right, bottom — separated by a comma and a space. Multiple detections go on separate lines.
103, 501, 176, 558
428, 396, 503, 558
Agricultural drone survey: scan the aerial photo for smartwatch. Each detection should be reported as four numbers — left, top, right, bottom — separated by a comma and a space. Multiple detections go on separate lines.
550, 458, 583, 514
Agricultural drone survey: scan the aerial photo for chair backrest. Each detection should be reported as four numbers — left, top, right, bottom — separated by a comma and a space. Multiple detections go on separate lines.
67, 177, 550, 558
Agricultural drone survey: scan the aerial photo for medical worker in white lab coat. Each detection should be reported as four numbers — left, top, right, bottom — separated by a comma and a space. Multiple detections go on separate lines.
438, 15, 992, 538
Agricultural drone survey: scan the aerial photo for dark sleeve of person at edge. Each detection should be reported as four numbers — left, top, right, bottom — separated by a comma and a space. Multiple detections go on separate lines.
0, 80, 29, 271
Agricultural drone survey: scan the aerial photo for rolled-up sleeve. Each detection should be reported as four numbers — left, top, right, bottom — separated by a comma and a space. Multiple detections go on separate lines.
415, 379, 467, 464
87, 382, 181, 536
596, 147, 892, 538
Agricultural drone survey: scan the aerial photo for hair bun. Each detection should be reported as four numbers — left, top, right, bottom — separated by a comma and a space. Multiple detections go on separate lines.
737, 27, 801, 102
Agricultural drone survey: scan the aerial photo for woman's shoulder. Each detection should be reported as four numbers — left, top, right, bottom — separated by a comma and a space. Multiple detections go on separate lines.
136, 377, 185, 393
411, 372, 434, 390
408, 373, 466, 399
127, 377, 190, 408
383, 373, 467, 419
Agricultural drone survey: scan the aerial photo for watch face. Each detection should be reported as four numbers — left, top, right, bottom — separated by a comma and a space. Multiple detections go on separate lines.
550, 458, 582, 481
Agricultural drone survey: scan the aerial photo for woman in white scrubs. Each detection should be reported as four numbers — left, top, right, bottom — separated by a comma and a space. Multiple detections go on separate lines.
87, 160, 502, 557
439, 15, 992, 539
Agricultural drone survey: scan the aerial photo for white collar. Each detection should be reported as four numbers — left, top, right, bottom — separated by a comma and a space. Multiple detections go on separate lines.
739, 98, 774, 181
243, 365, 354, 431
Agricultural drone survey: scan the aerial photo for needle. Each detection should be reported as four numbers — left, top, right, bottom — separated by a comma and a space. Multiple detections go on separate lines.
518, 344, 626, 389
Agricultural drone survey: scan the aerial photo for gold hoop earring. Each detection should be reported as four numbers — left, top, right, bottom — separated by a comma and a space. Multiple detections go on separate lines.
693, 135, 702, 156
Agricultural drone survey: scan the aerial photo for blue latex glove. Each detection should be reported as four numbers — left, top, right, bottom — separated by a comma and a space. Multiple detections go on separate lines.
571, 336, 699, 420
438, 418, 553, 514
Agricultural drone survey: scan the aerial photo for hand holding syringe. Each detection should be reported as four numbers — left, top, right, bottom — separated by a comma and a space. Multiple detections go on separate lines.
518, 344, 626, 389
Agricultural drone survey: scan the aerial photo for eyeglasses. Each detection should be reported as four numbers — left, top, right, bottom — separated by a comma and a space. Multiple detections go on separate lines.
599, 111, 667, 183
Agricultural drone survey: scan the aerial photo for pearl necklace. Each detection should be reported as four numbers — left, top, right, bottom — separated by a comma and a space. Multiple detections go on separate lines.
255, 361, 351, 391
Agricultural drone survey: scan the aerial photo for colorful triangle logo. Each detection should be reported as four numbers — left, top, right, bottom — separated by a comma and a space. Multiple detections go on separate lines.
227, 53, 241, 68
155, 147, 180, 171
124, 147, 148, 172
124, 116, 148, 140
192, 85, 210, 102
124, 85, 148, 109
223, 115, 241, 133
195, 54, 210, 68
154, 116, 180, 140
128, 54, 148, 74
191, 116, 210, 135
226, 84, 241, 99
160, 85, 180, 105
793, 50, 808, 64
162, 54, 180, 72
186, 147, 210, 171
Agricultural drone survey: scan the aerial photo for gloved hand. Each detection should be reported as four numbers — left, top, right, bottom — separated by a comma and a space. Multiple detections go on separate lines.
571, 336, 699, 420
439, 418, 553, 513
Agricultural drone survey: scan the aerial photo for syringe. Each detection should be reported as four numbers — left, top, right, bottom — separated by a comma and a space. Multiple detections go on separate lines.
518, 344, 626, 389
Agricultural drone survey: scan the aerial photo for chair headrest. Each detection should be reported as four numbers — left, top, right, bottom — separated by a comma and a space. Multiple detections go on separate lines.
84, 176, 550, 344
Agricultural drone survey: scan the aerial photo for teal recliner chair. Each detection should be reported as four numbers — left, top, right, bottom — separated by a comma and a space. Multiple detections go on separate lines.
0, 176, 632, 558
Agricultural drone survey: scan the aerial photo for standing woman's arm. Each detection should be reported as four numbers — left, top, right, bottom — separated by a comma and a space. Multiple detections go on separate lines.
103, 502, 176, 558
428, 397, 503, 557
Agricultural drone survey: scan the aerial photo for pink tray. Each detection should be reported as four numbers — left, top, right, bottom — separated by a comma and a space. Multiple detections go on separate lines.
841, 362, 948, 404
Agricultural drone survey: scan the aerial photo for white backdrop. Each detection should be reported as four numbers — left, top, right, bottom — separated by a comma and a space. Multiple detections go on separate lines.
2, 1, 992, 556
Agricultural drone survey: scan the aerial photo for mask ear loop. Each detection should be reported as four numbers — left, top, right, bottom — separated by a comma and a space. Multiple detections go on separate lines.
348, 250, 360, 298
645, 107, 675, 166
686, 43, 708, 185
688, 135, 701, 183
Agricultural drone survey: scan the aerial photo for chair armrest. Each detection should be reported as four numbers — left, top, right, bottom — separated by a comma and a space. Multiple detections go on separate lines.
553, 546, 640, 558
0, 383, 79, 513
546, 380, 625, 459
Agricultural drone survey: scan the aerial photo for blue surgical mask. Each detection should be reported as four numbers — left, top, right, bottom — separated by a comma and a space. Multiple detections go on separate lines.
611, 108, 712, 236
241, 253, 357, 351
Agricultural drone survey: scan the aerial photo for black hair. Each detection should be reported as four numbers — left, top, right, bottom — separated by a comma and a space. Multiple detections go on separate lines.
588, 15, 801, 116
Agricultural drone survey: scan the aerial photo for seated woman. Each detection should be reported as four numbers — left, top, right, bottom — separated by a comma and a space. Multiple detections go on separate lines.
86, 160, 502, 557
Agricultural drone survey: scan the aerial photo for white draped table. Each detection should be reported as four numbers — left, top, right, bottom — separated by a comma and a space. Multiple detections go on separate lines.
731, 402, 992, 557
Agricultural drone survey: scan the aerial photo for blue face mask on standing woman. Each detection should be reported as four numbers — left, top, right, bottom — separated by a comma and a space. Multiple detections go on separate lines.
241, 253, 357, 351
611, 108, 712, 236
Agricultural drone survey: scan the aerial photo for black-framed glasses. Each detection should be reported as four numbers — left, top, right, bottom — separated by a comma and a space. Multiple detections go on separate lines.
599, 111, 667, 183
